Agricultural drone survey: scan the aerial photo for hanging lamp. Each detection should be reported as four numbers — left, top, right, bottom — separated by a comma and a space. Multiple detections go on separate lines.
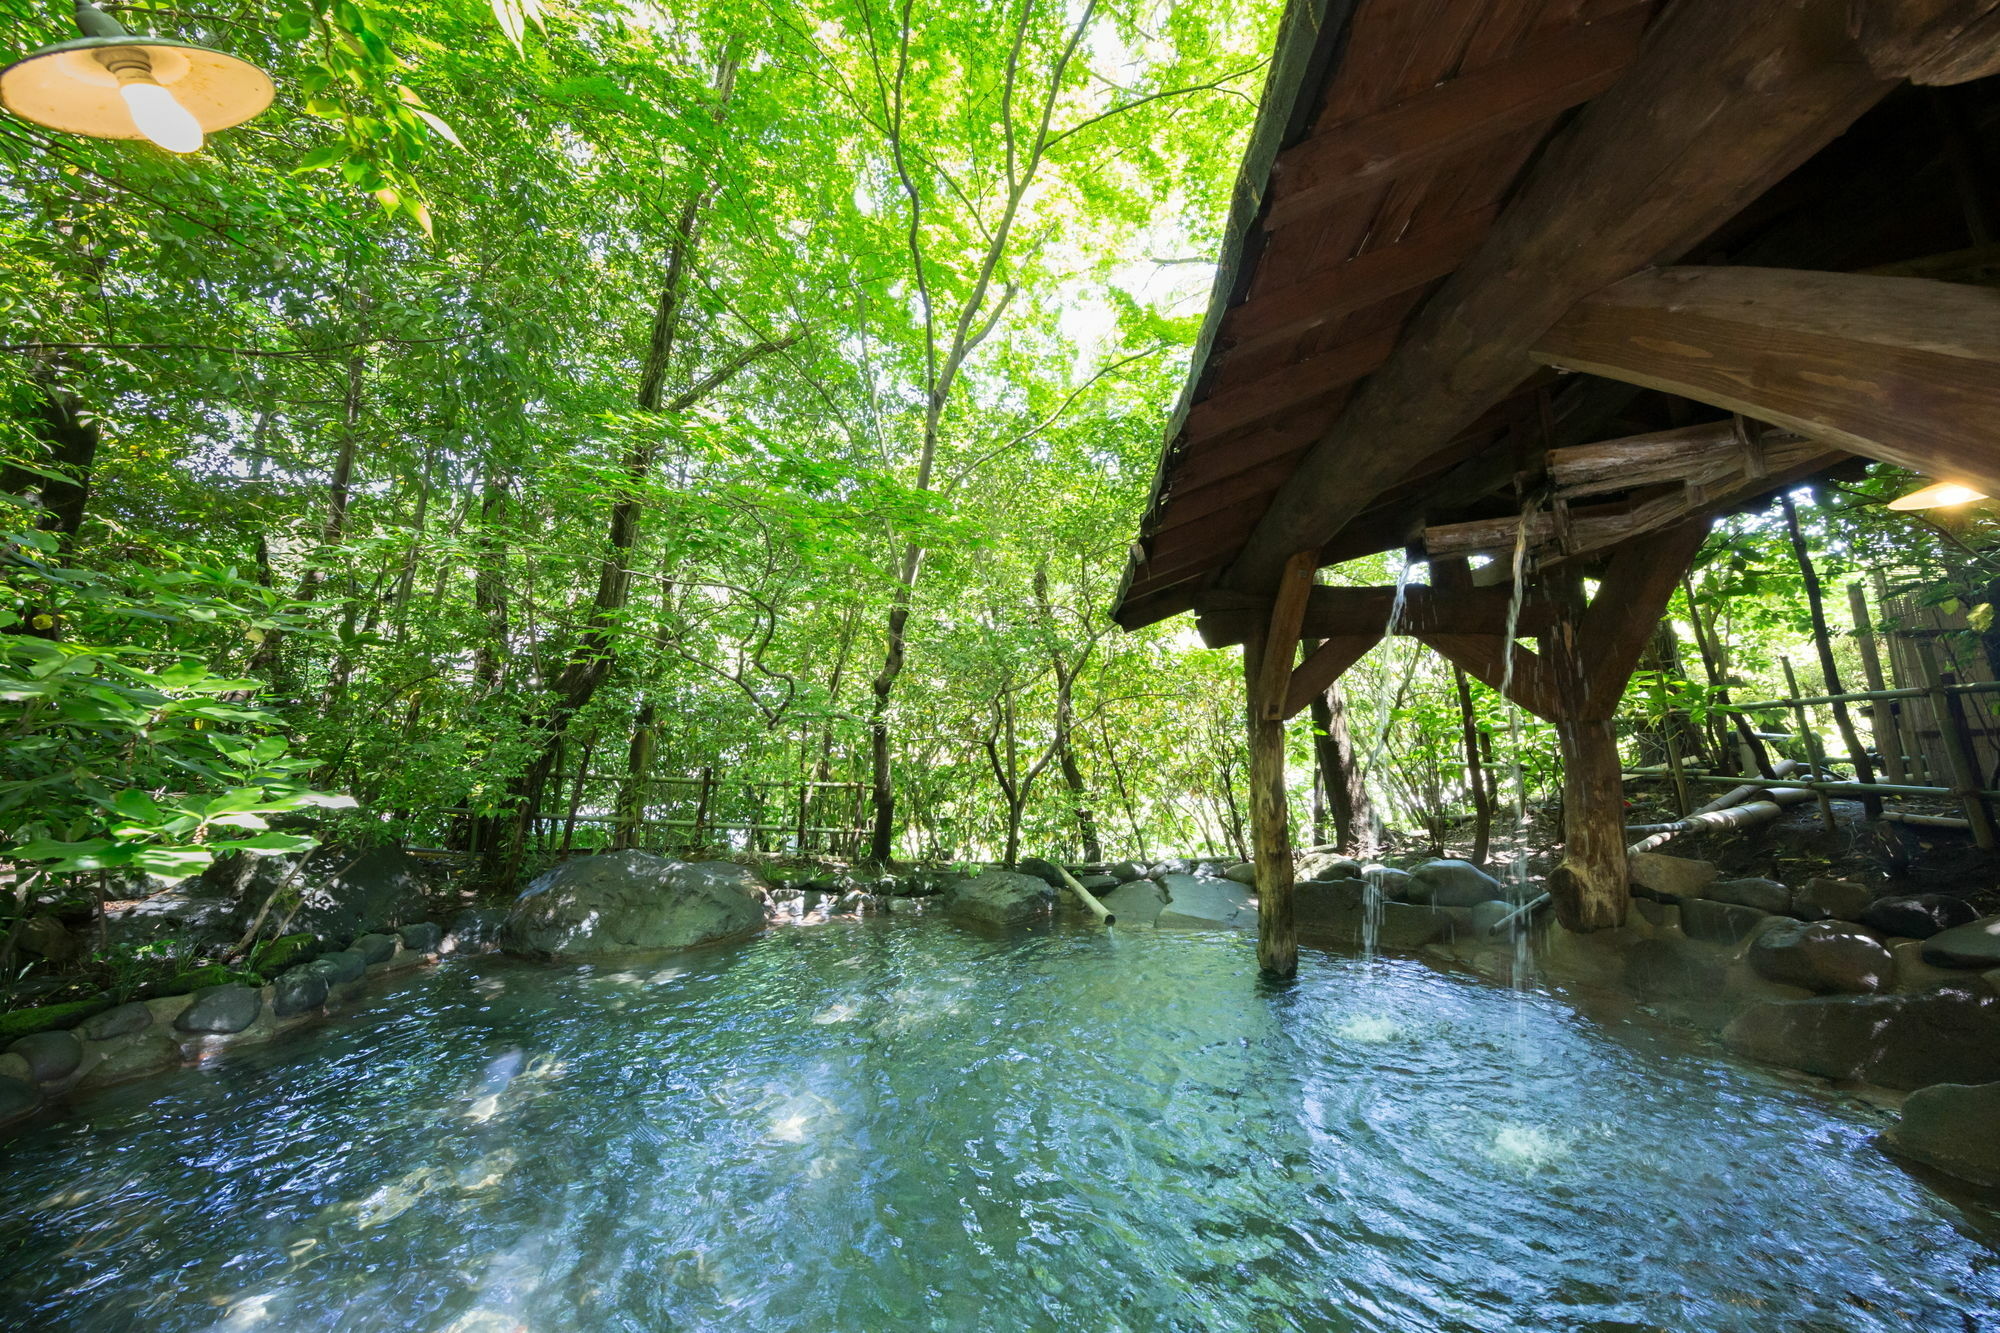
1887, 481, 1991, 512
0, 1, 273, 154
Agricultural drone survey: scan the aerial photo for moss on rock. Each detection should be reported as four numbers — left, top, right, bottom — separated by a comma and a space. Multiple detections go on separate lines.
0, 997, 113, 1044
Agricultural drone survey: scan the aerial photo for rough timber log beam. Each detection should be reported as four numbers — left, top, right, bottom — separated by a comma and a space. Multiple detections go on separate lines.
1256, 552, 1319, 722
1222, 0, 1971, 595
1281, 633, 1380, 721
1243, 631, 1296, 978
1417, 633, 1561, 722
1532, 267, 2000, 498
1197, 584, 1558, 649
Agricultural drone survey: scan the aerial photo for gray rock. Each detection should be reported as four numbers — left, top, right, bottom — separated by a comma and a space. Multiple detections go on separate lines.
1790, 877, 1871, 922
75, 1030, 179, 1091
504, 852, 770, 957
1627, 852, 1718, 903
1294, 880, 1448, 951
16, 914, 80, 964
307, 950, 367, 984
1884, 1081, 2000, 1187
9, 1030, 82, 1083
174, 984, 262, 1035
1221, 861, 1258, 885
109, 842, 435, 951
398, 921, 443, 953
1295, 851, 1361, 881
941, 870, 1056, 927
79, 1001, 154, 1041
1075, 873, 1118, 892
1156, 873, 1253, 929
1709, 877, 1791, 915
0, 1075, 39, 1125
1406, 859, 1504, 908
1360, 866, 1416, 901
1861, 894, 1978, 940
1681, 898, 1775, 945
1722, 987, 2000, 1089
1467, 899, 1519, 940
1922, 916, 2000, 968
1099, 879, 1169, 926
1747, 921, 1895, 994
1105, 861, 1146, 883
1014, 857, 1067, 888
350, 932, 398, 964
270, 968, 329, 1017
441, 908, 506, 956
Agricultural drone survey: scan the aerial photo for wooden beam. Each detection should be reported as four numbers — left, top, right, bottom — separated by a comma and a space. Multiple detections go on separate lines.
1184, 329, 1396, 442
1198, 583, 1558, 648
1257, 552, 1319, 721
1575, 518, 1714, 711
1533, 267, 2000, 499
1416, 633, 1560, 720
1281, 633, 1379, 720
1849, 0, 2000, 84
1223, 0, 1916, 594
1265, 8, 1651, 231
1215, 210, 1494, 367
1547, 422, 1802, 497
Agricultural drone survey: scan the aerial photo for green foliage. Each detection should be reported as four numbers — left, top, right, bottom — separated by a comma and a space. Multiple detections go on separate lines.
0, 996, 111, 1041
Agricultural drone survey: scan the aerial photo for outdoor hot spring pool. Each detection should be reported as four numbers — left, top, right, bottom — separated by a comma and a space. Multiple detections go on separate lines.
3, 922, 1998, 1331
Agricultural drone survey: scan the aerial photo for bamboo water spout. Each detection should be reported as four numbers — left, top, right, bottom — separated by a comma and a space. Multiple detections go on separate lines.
1054, 865, 1116, 926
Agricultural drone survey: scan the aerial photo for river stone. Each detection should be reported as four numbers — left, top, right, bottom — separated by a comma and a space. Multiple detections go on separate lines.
1722, 987, 2000, 1089
307, 950, 367, 984
1790, 877, 1872, 923
1406, 859, 1504, 907
1884, 1082, 2000, 1187
79, 1002, 154, 1041
1748, 921, 1895, 994
399, 921, 443, 953
1361, 866, 1417, 901
1074, 873, 1118, 892
1861, 894, 1978, 939
504, 852, 771, 957
941, 870, 1055, 927
1099, 879, 1169, 926
0, 1076, 38, 1124
1921, 916, 2000, 969
1467, 899, 1518, 939
16, 914, 80, 964
1105, 861, 1146, 883
1296, 851, 1363, 882
1014, 858, 1067, 888
1221, 860, 1258, 885
1157, 873, 1253, 929
441, 908, 506, 956
0, 1052, 32, 1083
9, 1030, 82, 1083
1680, 897, 1776, 946
1628, 852, 1718, 903
76, 1030, 180, 1091
1709, 877, 1791, 914
271, 968, 330, 1017
351, 932, 399, 965
1293, 881, 1447, 951
1890, 939, 1966, 994
175, 984, 262, 1035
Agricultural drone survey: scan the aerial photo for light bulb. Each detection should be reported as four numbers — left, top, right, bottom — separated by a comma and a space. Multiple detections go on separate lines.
117, 78, 203, 153
1888, 481, 1990, 511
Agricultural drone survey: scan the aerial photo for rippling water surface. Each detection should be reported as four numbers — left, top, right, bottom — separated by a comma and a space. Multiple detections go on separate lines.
3, 921, 1998, 1331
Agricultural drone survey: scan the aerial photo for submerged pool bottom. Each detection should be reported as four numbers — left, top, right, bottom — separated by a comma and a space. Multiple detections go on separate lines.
1, 921, 1996, 1331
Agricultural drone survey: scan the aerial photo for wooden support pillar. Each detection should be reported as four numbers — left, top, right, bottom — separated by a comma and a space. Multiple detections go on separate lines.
1544, 573, 1629, 932
1243, 631, 1296, 978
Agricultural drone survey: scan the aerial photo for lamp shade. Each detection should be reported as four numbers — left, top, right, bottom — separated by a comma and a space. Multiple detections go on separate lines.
1887, 481, 1991, 512
0, 35, 272, 142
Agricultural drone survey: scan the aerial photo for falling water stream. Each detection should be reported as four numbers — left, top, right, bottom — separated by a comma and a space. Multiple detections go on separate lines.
1, 924, 1995, 1332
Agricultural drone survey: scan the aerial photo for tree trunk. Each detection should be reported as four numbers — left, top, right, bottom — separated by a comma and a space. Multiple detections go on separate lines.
868, 547, 921, 863
0, 375, 98, 549
1057, 740, 1102, 862
1453, 666, 1493, 868
1780, 491, 1880, 814
1307, 664, 1372, 855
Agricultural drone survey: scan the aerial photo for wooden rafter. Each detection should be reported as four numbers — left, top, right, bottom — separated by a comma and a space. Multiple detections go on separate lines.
1184, 329, 1395, 443
1255, 552, 1319, 721
1281, 633, 1379, 720
1417, 633, 1560, 720
1198, 583, 1557, 648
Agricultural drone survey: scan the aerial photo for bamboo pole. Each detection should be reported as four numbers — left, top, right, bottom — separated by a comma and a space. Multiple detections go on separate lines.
1781, 656, 1840, 834
1626, 789, 1816, 853
1053, 864, 1116, 926
1918, 636, 1999, 850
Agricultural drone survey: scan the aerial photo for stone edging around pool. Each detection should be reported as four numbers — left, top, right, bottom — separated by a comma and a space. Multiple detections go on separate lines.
0, 910, 507, 1133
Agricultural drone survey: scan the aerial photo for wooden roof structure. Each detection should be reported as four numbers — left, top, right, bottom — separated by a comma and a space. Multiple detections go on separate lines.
1117, 0, 2000, 975
1113, 0, 2000, 632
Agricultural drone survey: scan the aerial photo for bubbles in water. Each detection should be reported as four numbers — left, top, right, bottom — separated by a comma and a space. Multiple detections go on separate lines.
1488, 1122, 1569, 1173
1336, 1015, 1401, 1043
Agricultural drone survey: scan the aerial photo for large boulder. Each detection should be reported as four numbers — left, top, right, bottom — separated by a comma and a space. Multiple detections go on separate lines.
79, 1002, 154, 1042
1405, 859, 1503, 907
1708, 877, 1791, 915
1294, 879, 1449, 951
1221, 861, 1258, 885
1014, 857, 1068, 889
1296, 851, 1362, 882
270, 968, 329, 1018
1680, 898, 1775, 945
1628, 852, 1717, 903
1790, 877, 1871, 923
1861, 894, 1978, 940
941, 870, 1056, 928
175, 984, 262, 1036
1747, 921, 1895, 994
1156, 874, 1253, 929
1721, 988, 2000, 1089
306, 950, 367, 985
8, 1030, 82, 1083
1105, 861, 1146, 883
1099, 879, 1169, 926
1921, 916, 2000, 969
107, 842, 435, 949
503, 852, 770, 957
441, 908, 507, 956
1883, 1082, 2000, 1187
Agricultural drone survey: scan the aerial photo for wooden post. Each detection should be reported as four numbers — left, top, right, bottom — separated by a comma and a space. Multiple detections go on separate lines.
693, 766, 715, 852
1549, 711, 1629, 931
1257, 551, 1318, 721
1847, 581, 1908, 782
1243, 632, 1297, 978
795, 782, 811, 855
1916, 637, 1998, 849
1781, 656, 1842, 834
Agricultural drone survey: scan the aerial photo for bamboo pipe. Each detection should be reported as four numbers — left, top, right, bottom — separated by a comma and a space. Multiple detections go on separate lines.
1688, 758, 1805, 815
1054, 865, 1116, 926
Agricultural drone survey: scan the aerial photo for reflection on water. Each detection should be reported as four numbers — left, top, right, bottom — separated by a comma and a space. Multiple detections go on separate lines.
2, 923, 1997, 1331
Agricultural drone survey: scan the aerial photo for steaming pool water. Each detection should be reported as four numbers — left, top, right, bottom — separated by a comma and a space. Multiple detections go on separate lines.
3, 921, 1997, 1331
